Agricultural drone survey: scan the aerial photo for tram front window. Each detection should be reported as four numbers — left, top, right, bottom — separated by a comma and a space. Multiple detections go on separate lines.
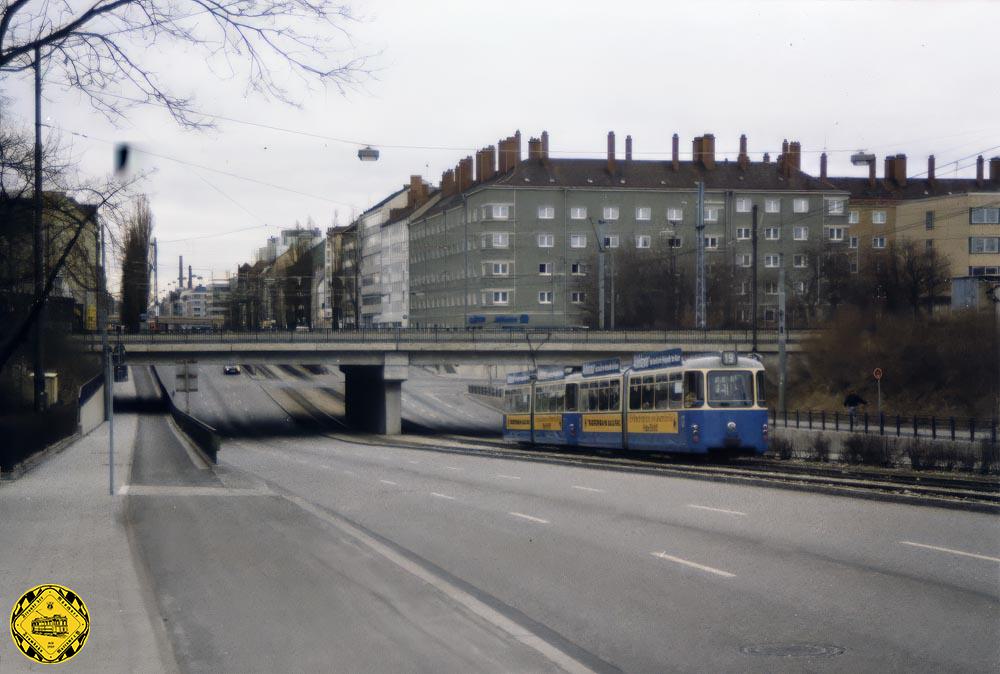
707, 371, 754, 408
683, 371, 704, 408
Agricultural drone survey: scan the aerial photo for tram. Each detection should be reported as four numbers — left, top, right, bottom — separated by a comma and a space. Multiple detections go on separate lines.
502, 349, 768, 455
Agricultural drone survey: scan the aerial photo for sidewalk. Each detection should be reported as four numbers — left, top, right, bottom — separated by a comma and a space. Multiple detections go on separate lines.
0, 372, 175, 672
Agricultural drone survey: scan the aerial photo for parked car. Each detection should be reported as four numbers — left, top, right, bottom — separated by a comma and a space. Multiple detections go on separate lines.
223, 365, 242, 375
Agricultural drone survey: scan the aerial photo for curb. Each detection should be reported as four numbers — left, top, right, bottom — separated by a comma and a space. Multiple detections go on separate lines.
1, 430, 82, 481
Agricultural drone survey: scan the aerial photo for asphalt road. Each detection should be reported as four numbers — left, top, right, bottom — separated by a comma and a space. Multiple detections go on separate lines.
128, 365, 1000, 672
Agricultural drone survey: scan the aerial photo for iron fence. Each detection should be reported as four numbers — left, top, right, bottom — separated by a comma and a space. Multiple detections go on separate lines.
770, 408, 998, 444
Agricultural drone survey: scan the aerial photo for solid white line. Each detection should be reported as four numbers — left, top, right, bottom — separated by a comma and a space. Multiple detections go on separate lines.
571, 485, 605, 493
495, 474, 521, 480
509, 512, 549, 524
651, 552, 736, 578
431, 492, 456, 500
687, 504, 747, 516
379, 480, 398, 486
900, 541, 1000, 563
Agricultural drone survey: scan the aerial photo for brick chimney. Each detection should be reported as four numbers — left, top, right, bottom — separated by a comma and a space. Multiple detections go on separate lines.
484, 145, 497, 181
671, 133, 679, 171
528, 137, 543, 160
737, 134, 749, 170
778, 139, 788, 175
977, 155, 985, 186
459, 156, 473, 190
541, 131, 549, 160
884, 155, 895, 184
788, 141, 801, 172
441, 169, 455, 196
409, 174, 427, 207
893, 154, 907, 187
607, 131, 616, 175
763, 152, 770, 163
702, 133, 716, 170
513, 130, 522, 164
868, 159, 876, 187
991, 157, 1000, 184
927, 155, 935, 182
820, 152, 827, 181
625, 135, 633, 162
692, 136, 703, 165
474, 151, 483, 183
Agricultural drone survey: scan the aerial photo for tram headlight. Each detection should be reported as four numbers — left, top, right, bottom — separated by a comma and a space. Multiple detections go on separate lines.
762, 423, 769, 439
691, 423, 700, 444
727, 421, 737, 432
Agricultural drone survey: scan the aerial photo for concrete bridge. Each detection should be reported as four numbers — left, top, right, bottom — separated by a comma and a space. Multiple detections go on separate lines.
84, 329, 810, 434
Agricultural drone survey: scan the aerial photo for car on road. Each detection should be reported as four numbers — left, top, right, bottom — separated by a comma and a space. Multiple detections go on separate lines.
223, 365, 242, 375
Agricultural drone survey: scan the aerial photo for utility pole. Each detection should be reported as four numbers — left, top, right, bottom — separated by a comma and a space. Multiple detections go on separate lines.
32, 45, 46, 412
609, 250, 616, 330
751, 204, 759, 352
695, 181, 706, 330
589, 217, 607, 329
778, 254, 787, 415
99, 219, 114, 495
152, 237, 158, 316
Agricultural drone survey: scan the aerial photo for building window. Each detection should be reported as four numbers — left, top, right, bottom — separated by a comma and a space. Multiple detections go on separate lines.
828, 227, 845, 241
850, 260, 859, 274
848, 210, 859, 225
492, 262, 509, 276
570, 234, 587, 248
793, 254, 807, 268
793, 198, 809, 213
603, 206, 619, 220
538, 205, 555, 219
482, 204, 511, 220
570, 206, 587, 220
925, 239, 934, 251
737, 254, 752, 267
764, 280, 778, 295
705, 206, 721, 222
668, 237, 683, 248
795, 280, 806, 295
827, 199, 845, 215
925, 210, 935, 229
704, 236, 719, 250
971, 207, 1000, 224
736, 227, 751, 240
667, 207, 683, 221
765, 198, 780, 213
970, 236, 1000, 253
849, 236, 858, 249
636, 206, 651, 221
491, 291, 509, 305
492, 232, 510, 248
602, 235, 619, 248
872, 210, 887, 225
571, 291, 586, 304
537, 233, 554, 248
571, 262, 587, 275
764, 254, 780, 268
793, 226, 809, 241
764, 227, 780, 241
538, 291, 553, 304
764, 308, 776, 321
872, 236, 886, 249
969, 266, 1000, 276
735, 198, 751, 213
539, 262, 552, 275
738, 281, 749, 296
635, 235, 652, 249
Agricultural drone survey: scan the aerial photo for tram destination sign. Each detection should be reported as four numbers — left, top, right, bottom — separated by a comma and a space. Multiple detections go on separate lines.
506, 371, 534, 385
582, 358, 620, 378
632, 349, 683, 371
536, 365, 566, 381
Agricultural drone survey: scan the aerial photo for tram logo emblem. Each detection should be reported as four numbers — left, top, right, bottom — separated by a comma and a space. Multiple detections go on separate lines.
10, 584, 90, 664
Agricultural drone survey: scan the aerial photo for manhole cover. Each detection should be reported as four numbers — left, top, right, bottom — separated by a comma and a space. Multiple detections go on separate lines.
741, 644, 845, 658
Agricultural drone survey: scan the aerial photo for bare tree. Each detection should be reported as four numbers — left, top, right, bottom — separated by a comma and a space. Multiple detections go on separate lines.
119, 194, 153, 331
1, 0, 369, 127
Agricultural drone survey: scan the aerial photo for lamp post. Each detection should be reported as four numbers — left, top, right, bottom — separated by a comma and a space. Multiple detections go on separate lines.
32, 45, 46, 412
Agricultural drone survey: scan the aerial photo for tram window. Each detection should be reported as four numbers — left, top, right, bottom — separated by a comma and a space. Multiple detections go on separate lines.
554, 387, 565, 412
683, 371, 704, 408
587, 384, 599, 411
609, 380, 620, 411
641, 375, 655, 410
629, 378, 642, 410
708, 371, 754, 408
566, 384, 578, 412
756, 371, 766, 406
598, 383, 609, 411
669, 373, 683, 409
654, 374, 670, 410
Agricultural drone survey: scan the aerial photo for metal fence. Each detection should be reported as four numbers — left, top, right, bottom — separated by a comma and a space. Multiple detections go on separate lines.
468, 384, 504, 398
770, 408, 998, 444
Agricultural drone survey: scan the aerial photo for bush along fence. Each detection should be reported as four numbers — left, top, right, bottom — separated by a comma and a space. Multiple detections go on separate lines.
770, 408, 998, 445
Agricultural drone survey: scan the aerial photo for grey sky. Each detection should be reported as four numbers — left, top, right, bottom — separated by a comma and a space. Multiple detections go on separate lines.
4, 0, 999, 291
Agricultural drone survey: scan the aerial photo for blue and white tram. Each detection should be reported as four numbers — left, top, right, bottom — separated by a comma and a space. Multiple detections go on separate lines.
501, 350, 769, 455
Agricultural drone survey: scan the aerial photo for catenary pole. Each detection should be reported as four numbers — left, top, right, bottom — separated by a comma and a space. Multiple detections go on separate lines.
32, 46, 46, 412
778, 254, 787, 415
695, 182, 706, 330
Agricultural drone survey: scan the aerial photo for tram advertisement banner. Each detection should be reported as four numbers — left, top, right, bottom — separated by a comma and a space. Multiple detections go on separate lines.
536, 366, 565, 382
505, 414, 531, 430
533, 414, 562, 431
582, 414, 622, 432
506, 371, 533, 385
627, 412, 679, 434
632, 349, 682, 371
582, 358, 620, 378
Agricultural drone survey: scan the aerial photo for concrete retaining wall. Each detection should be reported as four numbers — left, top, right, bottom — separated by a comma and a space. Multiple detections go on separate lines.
79, 383, 105, 435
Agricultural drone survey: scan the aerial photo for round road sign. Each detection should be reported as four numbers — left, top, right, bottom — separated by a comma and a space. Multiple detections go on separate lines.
873, 368, 883, 381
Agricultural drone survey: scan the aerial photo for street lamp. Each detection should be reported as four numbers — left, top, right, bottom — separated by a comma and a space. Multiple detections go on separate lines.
357, 146, 380, 162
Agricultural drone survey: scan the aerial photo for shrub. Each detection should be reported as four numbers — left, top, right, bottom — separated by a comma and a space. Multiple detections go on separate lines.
904, 438, 930, 471
980, 440, 999, 475
841, 434, 898, 467
770, 435, 794, 460
809, 434, 831, 462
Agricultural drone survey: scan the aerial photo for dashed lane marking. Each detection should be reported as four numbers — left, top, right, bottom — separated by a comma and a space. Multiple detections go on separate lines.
900, 541, 1000, 563
509, 512, 549, 524
431, 492, 457, 500
571, 486, 605, 493
379, 480, 398, 486
687, 504, 747, 516
651, 552, 736, 578
445, 466, 462, 471
495, 474, 521, 480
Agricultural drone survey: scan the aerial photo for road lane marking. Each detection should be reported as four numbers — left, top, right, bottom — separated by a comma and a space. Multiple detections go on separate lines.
379, 480, 398, 486
687, 504, 747, 516
445, 466, 462, 471
899, 541, 1000, 563
651, 552, 736, 578
342, 470, 356, 476
431, 492, 456, 500
408, 460, 421, 464
571, 485, 605, 493
509, 512, 548, 524
495, 474, 521, 480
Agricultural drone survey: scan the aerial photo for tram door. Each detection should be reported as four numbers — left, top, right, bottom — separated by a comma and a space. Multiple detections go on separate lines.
563, 382, 581, 446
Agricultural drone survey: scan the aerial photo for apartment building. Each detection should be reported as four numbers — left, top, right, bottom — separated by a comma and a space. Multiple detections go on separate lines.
357, 187, 408, 326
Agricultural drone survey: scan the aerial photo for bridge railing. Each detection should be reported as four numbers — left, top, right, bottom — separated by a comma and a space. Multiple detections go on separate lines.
82, 327, 811, 346
770, 408, 998, 444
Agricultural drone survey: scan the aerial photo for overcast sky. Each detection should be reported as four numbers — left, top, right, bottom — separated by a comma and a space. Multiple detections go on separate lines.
4, 0, 999, 294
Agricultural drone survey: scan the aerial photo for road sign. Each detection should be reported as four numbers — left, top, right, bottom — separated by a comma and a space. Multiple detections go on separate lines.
873, 367, 883, 381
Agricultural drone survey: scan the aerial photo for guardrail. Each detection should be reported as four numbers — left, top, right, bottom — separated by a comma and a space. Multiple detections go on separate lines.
150, 366, 221, 464
770, 408, 998, 444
